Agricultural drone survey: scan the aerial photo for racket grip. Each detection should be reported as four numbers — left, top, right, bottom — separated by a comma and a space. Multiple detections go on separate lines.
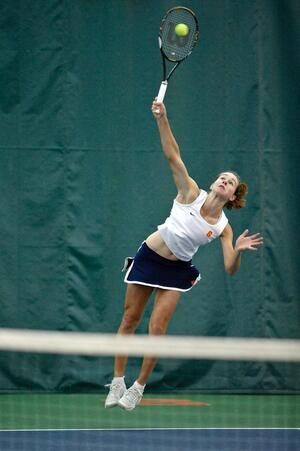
154, 81, 168, 113
157, 81, 168, 103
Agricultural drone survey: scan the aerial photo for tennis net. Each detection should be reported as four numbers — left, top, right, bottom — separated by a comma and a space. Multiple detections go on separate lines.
0, 328, 299, 451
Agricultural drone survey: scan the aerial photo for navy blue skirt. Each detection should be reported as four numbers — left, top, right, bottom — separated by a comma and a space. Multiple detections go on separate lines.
123, 242, 201, 292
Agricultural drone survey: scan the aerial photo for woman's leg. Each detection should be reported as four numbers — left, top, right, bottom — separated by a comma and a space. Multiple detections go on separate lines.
136, 288, 181, 385
114, 283, 153, 377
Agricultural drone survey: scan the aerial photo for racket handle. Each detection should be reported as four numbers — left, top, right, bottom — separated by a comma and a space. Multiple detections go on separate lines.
154, 81, 168, 113
157, 80, 168, 103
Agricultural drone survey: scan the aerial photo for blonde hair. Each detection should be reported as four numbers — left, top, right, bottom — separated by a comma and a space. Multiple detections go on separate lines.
219, 171, 248, 210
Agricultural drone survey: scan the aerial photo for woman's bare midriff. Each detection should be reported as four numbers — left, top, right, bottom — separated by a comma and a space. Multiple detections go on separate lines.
145, 231, 179, 261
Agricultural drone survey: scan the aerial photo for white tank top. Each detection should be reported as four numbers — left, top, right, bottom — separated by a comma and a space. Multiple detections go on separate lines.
157, 190, 228, 261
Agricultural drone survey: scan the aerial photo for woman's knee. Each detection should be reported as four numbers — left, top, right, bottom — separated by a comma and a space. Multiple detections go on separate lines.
149, 319, 167, 336
119, 309, 142, 333
119, 284, 153, 334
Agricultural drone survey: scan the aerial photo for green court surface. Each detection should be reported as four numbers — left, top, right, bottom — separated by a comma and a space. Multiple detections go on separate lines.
0, 393, 299, 430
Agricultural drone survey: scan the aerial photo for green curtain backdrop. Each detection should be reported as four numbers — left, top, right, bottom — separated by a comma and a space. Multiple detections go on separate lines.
0, 0, 299, 392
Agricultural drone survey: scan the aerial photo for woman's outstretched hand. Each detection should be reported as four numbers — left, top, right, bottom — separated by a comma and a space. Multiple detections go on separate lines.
235, 229, 264, 252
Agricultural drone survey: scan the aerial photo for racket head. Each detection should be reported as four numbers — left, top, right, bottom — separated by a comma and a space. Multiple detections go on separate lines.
159, 6, 199, 63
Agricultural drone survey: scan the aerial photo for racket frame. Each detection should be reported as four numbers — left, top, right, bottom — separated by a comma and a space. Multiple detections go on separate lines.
156, 6, 199, 105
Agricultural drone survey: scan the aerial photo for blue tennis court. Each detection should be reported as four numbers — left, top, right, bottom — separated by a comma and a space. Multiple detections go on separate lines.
0, 428, 299, 451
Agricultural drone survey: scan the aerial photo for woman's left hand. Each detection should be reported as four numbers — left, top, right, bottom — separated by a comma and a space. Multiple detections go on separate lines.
235, 229, 263, 252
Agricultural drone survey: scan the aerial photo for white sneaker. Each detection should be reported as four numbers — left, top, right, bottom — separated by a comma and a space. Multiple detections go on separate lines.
118, 382, 144, 411
104, 377, 126, 408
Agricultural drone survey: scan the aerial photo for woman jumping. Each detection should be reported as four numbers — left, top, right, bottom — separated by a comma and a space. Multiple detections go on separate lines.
105, 100, 263, 411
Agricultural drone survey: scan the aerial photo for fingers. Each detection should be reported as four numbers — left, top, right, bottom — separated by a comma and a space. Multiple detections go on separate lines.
250, 241, 263, 248
236, 231, 264, 252
249, 232, 262, 239
151, 100, 164, 118
241, 229, 249, 237
250, 234, 264, 245
152, 100, 162, 109
151, 102, 160, 112
242, 231, 264, 243
248, 236, 264, 250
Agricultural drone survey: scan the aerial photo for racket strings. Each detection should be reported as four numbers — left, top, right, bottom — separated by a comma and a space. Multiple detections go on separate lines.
160, 9, 198, 62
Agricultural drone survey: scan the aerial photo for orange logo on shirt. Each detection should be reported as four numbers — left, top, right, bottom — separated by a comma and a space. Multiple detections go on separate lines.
207, 230, 213, 238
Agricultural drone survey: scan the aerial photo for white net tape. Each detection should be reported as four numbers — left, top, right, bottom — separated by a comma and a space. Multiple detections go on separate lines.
0, 328, 299, 361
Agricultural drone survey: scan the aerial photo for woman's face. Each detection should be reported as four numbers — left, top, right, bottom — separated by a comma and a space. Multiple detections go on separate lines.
210, 172, 239, 201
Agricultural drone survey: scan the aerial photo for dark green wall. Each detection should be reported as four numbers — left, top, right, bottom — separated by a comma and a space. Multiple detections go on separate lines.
0, 0, 299, 392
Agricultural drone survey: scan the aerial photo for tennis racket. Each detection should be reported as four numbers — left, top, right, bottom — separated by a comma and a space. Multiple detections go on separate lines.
156, 6, 199, 107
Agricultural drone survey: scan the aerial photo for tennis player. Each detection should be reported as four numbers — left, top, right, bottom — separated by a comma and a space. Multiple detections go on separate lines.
105, 100, 263, 411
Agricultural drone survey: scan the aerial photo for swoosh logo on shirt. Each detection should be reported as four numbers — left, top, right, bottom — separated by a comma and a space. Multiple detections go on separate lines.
189, 212, 195, 216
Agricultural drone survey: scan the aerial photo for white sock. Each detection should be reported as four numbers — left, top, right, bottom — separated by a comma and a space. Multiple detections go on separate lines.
134, 380, 145, 392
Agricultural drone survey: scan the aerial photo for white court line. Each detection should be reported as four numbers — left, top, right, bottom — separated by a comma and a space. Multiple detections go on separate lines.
0, 428, 299, 432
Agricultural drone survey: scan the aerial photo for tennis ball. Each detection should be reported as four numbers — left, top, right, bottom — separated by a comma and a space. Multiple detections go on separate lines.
175, 23, 189, 37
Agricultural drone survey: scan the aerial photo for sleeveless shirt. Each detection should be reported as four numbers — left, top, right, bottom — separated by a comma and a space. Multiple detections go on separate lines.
157, 190, 228, 261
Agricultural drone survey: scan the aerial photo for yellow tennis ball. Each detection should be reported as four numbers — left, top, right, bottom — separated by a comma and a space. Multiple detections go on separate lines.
175, 23, 189, 37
